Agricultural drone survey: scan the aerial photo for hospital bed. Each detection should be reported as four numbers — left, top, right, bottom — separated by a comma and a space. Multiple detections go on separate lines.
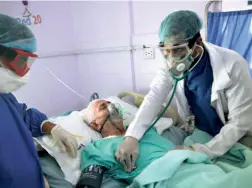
38, 91, 181, 188
38, 91, 252, 188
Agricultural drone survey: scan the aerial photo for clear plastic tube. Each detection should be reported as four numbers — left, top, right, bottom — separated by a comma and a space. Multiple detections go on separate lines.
44, 66, 89, 102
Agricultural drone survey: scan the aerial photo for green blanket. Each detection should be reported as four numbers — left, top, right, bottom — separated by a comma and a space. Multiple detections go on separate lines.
184, 129, 252, 171
128, 129, 252, 188
81, 128, 175, 183
81, 128, 252, 187
128, 150, 252, 188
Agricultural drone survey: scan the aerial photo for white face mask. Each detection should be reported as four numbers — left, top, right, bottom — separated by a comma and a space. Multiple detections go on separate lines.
0, 67, 29, 93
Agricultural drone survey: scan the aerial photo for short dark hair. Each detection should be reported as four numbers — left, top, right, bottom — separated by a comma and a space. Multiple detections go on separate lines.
188, 32, 201, 49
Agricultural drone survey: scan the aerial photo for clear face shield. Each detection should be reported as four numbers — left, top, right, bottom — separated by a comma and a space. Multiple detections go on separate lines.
159, 42, 204, 78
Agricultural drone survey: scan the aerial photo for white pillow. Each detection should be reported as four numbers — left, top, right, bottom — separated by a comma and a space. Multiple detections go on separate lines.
35, 111, 101, 185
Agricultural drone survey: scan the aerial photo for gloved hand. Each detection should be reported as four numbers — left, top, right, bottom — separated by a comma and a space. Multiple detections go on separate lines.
115, 136, 139, 172
51, 125, 78, 158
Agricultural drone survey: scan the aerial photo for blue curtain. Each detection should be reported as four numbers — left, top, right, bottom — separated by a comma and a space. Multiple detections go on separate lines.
207, 9, 252, 76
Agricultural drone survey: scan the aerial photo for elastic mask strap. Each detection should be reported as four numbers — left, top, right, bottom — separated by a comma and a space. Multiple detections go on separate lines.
0, 46, 17, 60
192, 46, 201, 59
188, 33, 200, 49
100, 115, 110, 133
176, 43, 199, 65
188, 45, 204, 72
100, 115, 123, 136
0, 45, 6, 56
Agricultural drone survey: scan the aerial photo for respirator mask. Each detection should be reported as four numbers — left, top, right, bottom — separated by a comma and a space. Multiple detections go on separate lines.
0, 64, 30, 93
159, 42, 204, 78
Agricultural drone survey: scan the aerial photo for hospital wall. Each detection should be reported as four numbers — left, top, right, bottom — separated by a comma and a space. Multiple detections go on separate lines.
70, 1, 134, 102
70, 0, 221, 95
0, 1, 221, 116
131, 1, 221, 93
222, 0, 252, 11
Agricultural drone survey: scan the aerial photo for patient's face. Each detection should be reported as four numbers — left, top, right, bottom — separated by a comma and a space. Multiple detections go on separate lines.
86, 100, 126, 137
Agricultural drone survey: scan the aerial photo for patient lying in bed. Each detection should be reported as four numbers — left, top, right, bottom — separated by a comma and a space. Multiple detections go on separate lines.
79, 100, 252, 188
80, 99, 176, 183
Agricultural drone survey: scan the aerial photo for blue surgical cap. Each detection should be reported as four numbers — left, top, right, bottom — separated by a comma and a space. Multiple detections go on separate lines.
159, 10, 203, 44
0, 13, 36, 53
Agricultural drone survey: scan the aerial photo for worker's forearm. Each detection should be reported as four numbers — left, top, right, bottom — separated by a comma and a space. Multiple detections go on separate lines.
41, 121, 56, 133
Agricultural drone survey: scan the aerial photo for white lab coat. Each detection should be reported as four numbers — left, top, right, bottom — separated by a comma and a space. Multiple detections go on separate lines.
126, 42, 252, 159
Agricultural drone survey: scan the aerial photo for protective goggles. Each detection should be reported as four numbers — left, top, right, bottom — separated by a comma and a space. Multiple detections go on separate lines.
158, 42, 191, 61
0, 45, 38, 77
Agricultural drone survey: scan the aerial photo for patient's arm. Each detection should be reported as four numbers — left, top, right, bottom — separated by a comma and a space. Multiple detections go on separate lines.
41, 121, 56, 133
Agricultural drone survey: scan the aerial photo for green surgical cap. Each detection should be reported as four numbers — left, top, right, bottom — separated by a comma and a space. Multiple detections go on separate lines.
158, 10, 203, 44
0, 13, 36, 52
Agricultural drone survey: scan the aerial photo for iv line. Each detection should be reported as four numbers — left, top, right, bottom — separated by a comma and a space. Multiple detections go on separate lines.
44, 67, 89, 103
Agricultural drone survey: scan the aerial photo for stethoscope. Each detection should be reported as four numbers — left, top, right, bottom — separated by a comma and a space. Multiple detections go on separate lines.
144, 71, 186, 134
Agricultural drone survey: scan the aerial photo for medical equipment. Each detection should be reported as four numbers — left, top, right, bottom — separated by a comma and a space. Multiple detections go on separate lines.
90, 92, 99, 101
78, 143, 86, 150
76, 165, 106, 188
108, 103, 122, 119
99, 103, 124, 136
146, 72, 183, 133
45, 67, 89, 103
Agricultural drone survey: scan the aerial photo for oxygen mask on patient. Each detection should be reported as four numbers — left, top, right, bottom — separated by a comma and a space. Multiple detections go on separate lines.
99, 103, 125, 137
86, 100, 126, 138
107, 103, 123, 121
